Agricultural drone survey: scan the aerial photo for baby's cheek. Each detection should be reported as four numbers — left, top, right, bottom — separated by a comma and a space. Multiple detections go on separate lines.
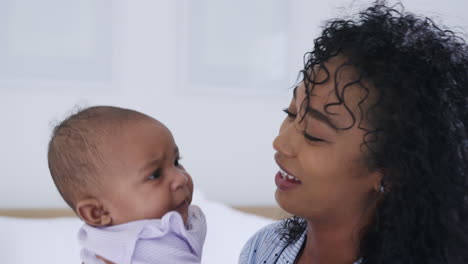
145, 192, 174, 218
189, 176, 194, 190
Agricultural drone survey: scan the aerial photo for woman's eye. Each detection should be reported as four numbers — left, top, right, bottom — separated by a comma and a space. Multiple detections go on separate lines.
283, 108, 297, 119
303, 131, 325, 142
149, 169, 162, 180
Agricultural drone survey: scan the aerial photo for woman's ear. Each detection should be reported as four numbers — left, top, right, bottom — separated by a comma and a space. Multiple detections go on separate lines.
76, 198, 112, 226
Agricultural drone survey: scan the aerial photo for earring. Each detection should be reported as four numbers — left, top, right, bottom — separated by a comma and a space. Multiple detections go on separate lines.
379, 183, 385, 193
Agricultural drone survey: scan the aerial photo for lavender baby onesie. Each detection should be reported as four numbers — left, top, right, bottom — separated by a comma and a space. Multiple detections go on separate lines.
78, 205, 206, 264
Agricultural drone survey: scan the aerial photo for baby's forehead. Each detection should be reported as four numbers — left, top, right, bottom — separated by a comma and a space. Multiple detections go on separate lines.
60, 113, 160, 158
118, 117, 168, 135
95, 117, 176, 177
99, 116, 173, 151
90, 112, 161, 133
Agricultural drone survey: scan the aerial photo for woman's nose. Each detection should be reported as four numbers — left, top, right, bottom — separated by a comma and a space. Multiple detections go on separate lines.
170, 169, 189, 192
273, 121, 299, 158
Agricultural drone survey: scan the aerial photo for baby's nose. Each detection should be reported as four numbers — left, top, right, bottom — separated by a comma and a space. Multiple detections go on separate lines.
170, 170, 189, 192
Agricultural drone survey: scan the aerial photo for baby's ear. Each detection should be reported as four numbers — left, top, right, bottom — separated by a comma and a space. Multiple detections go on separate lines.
76, 198, 112, 226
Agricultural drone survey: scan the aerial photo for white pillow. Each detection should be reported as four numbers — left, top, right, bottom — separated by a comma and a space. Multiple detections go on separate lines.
0, 216, 82, 263
0, 192, 274, 264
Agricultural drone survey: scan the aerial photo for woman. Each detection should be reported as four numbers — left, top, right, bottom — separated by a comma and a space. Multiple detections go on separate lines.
240, 3, 467, 264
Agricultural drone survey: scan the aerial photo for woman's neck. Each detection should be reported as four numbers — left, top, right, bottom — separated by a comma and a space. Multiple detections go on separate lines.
296, 222, 360, 264
297, 205, 376, 264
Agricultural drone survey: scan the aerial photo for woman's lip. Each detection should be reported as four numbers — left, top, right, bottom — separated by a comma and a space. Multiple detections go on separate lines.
274, 156, 301, 181
275, 171, 302, 191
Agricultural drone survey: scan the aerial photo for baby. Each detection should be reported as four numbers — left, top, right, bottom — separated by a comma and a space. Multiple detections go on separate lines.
47, 106, 206, 264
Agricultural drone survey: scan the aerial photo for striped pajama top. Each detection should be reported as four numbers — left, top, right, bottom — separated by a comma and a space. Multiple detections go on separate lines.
239, 221, 362, 264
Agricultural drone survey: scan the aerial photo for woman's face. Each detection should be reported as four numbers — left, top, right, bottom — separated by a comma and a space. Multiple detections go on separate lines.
273, 57, 382, 221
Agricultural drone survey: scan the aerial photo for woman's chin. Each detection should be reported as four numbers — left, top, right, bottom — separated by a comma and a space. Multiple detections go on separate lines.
275, 189, 315, 219
275, 189, 298, 216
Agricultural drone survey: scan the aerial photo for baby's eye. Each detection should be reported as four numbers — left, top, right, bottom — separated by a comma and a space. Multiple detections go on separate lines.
174, 156, 182, 167
149, 169, 162, 180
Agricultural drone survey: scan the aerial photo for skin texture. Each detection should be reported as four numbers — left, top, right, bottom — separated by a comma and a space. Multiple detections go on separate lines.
76, 117, 194, 227
273, 57, 382, 264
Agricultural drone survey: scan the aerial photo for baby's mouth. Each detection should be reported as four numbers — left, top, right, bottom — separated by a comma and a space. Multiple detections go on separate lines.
174, 199, 190, 222
174, 199, 189, 210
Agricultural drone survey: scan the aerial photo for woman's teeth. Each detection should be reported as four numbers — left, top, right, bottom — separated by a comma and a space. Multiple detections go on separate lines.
279, 168, 301, 182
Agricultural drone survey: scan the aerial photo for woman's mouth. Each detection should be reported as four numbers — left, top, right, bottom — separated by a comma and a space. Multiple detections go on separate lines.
275, 167, 302, 191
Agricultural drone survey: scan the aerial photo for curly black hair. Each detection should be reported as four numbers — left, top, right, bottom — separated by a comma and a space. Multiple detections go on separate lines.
280, 2, 468, 264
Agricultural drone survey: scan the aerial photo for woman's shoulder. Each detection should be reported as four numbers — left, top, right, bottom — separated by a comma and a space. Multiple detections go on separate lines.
244, 221, 285, 245
239, 221, 285, 263
239, 221, 305, 264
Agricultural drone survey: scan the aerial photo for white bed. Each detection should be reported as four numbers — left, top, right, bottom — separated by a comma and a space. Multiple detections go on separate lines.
0, 191, 278, 264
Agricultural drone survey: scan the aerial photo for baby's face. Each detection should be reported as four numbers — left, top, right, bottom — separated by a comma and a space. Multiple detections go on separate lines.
98, 118, 193, 225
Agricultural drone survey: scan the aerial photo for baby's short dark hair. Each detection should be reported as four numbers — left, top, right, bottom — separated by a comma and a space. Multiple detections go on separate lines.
48, 106, 150, 209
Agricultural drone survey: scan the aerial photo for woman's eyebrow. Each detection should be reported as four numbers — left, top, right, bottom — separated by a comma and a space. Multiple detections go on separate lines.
305, 106, 339, 132
293, 85, 337, 131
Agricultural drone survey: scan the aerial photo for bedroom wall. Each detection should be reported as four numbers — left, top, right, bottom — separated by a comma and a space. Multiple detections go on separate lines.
0, 0, 467, 208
